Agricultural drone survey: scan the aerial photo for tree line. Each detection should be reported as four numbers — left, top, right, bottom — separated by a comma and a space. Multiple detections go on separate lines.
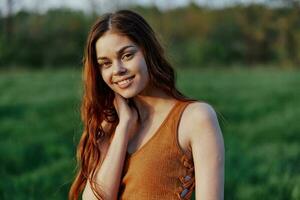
0, 3, 299, 68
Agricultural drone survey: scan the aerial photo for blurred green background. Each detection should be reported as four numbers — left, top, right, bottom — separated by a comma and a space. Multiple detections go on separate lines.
0, 0, 300, 199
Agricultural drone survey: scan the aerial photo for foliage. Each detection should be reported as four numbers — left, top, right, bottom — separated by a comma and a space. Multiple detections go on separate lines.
1, 5, 300, 68
0, 9, 90, 68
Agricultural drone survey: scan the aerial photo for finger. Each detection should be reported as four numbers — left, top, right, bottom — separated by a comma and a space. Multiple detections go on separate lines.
113, 93, 121, 115
113, 95, 117, 109
115, 93, 128, 105
113, 93, 125, 111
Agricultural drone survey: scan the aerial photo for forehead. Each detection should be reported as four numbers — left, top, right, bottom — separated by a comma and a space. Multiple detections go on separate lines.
95, 32, 136, 57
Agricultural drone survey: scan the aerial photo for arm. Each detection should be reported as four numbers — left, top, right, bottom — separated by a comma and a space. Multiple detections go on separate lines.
82, 124, 129, 200
188, 103, 225, 200
82, 94, 138, 200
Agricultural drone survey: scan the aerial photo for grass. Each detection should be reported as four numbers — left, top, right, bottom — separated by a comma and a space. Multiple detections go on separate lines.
0, 67, 299, 199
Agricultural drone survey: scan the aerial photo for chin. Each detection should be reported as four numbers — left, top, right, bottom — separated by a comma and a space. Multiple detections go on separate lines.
117, 90, 137, 99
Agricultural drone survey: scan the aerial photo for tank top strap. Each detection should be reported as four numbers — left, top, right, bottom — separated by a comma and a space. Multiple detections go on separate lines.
168, 100, 198, 157
171, 100, 198, 129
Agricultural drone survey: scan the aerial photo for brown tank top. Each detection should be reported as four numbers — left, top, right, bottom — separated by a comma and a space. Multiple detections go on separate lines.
118, 100, 197, 200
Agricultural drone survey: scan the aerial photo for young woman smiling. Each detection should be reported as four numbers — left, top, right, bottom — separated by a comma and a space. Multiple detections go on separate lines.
69, 10, 225, 200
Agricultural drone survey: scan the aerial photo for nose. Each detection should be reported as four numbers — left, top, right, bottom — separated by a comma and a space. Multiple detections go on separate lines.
112, 60, 127, 75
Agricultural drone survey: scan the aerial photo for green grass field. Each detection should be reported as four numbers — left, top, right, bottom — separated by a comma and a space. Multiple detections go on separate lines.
0, 68, 299, 199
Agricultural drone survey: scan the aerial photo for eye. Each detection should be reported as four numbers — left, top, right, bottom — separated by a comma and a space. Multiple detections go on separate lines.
122, 53, 134, 61
99, 61, 111, 69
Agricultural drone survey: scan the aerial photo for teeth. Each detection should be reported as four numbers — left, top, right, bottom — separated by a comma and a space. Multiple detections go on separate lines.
117, 77, 133, 85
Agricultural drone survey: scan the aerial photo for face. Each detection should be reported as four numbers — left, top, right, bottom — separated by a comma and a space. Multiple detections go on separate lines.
95, 31, 150, 99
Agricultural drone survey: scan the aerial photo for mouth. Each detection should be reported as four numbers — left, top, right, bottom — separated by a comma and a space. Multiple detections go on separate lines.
114, 76, 135, 89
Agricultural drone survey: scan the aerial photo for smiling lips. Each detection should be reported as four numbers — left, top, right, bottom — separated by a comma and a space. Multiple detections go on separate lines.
115, 76, 135, 89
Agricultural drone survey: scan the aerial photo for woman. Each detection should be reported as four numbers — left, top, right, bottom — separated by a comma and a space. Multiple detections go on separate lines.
69, 10, 224, 200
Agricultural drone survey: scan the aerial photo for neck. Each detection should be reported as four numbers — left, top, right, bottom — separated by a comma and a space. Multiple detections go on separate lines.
132, 88, 175, 123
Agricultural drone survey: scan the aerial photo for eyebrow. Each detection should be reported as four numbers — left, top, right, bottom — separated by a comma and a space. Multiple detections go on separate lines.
97, 45, 136, 61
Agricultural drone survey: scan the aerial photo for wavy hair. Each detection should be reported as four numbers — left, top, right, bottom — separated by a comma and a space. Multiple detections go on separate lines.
69, 9, 195, 200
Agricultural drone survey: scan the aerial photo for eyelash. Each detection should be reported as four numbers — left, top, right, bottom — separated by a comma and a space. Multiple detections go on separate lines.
122, 53, 133, 61
99, 62, 111, 68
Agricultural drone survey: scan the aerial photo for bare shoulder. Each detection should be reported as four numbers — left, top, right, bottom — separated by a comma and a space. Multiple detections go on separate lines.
181, 101, 219, 133
179, 101, 222, 153
185, 101, 217, 121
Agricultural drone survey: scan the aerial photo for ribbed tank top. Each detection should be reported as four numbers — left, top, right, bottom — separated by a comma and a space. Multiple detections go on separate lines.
118, 100, 197, 200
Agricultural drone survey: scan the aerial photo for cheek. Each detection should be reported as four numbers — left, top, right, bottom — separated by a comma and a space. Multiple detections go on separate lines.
101, 71, 112, 87
139, 60, 149, 81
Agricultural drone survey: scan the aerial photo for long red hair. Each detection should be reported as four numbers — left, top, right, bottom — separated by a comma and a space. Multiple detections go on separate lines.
68, 10, 195, 199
